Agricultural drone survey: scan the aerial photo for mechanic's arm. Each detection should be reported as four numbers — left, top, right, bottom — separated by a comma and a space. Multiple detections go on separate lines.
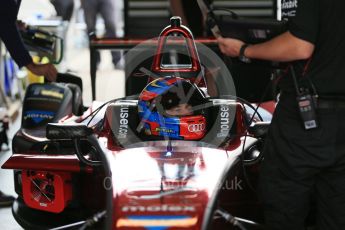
0, 1, 57, 81
217, 31, 315, 62
168, 0, 189, 26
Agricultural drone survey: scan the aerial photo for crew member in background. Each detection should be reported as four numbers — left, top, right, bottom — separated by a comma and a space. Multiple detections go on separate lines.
80, 0, 122, 68
218, 0, 345, 229
50, 0, 74, 22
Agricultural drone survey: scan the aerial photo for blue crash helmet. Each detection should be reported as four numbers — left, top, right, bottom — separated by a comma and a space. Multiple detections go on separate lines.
138, 77, 207, 140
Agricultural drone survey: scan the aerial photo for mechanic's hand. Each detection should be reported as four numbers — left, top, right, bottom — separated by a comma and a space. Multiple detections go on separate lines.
26, 62, 58, 82
217, 36, 245, 57
16, 20, 27, 31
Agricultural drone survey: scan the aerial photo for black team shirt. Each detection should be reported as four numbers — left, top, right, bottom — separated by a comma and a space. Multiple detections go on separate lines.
279, 0, 345, 96
0, 0, 32, 68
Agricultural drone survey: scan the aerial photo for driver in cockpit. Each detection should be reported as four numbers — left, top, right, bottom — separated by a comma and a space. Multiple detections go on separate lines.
138, 77, 207, 140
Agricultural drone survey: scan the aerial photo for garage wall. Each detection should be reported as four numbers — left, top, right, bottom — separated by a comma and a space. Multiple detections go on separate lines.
214, 0, 276, 18
124, 0, 276, 37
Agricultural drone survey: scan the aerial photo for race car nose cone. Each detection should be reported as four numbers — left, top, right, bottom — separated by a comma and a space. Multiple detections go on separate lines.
170, 16, 182, 27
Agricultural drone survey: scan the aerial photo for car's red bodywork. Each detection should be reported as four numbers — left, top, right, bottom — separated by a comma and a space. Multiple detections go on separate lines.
2, 99, 264, 229
1, 17, 270, 230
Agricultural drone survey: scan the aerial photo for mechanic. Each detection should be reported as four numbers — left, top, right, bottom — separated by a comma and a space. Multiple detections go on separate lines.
218, 1, 345, 229
0, 0, 57, 81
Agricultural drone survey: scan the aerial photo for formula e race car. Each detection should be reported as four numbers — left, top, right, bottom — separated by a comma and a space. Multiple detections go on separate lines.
2, 17, 271, 230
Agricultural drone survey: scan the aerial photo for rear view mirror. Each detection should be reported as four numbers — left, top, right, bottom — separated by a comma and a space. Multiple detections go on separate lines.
46, 123, 93, 140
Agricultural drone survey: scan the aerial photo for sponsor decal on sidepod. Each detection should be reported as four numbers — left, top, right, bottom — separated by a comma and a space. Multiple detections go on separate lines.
118, 105, 129, 139
217, 105, 230, 137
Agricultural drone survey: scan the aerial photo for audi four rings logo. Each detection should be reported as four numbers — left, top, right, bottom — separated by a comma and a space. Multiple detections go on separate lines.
188, 124, 205, 132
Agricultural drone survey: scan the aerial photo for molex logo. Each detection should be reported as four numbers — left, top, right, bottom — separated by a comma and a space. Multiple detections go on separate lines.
188, 123, 205, 133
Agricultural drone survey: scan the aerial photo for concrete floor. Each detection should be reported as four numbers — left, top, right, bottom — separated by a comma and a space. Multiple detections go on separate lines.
60, 26, 126, 105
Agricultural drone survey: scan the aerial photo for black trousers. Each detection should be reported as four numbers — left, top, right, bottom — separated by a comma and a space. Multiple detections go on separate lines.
80, 0, 121, 65
259, 92, 345, 230
50, 0, 74, 21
